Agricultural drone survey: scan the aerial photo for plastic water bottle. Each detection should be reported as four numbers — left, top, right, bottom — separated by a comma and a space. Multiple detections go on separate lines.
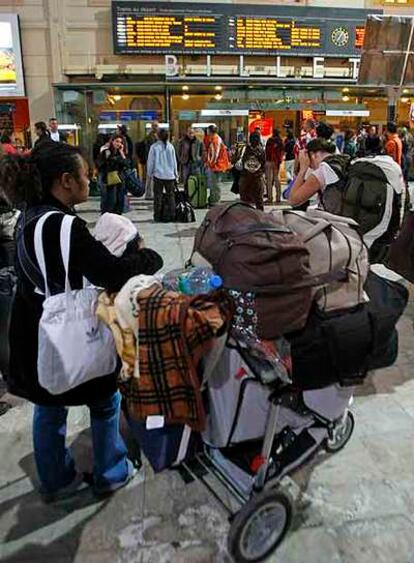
162, 269, 185, 292
180, 267, 223, 295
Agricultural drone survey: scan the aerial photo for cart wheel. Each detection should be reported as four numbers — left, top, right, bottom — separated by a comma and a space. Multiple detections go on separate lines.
325, 411, 355, 454
228, 489, 293, 562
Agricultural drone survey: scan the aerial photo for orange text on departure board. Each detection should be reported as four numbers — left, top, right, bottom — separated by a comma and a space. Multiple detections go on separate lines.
124, 15, 217, 49
236, 17, 321, 50
378, 0, 414, 5
355, 26, 365, 49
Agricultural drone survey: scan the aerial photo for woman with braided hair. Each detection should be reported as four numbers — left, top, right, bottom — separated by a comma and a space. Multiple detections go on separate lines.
288, 138, 342, 211
0, 142, 163, 502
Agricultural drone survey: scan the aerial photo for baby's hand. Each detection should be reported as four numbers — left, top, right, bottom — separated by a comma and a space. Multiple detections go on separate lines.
137, 237, 145, 249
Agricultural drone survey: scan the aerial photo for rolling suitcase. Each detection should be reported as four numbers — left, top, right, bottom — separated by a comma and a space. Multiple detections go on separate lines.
188, 175, 208, 209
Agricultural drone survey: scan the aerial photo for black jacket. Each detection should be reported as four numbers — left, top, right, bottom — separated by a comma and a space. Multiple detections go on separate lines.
34, 134, 53, 149
284, 138, 296, 161
98, 148, 127, 176
7, 196, 163, 406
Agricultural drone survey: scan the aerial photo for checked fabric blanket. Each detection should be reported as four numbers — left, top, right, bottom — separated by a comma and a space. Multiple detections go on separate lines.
100, 285, 234, 431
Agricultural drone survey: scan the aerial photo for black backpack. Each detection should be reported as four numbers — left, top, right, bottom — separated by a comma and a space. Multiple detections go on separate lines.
341, 160, 390, 235
321, 156, 391, 235
175, 188, 196, 223
319, 154, 351, 215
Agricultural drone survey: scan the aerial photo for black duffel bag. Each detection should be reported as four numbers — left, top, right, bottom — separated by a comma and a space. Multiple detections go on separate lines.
365, 271, 409, 370
123, 168, 145, 198
288, 304, 373, 389
288, 271, 408, 389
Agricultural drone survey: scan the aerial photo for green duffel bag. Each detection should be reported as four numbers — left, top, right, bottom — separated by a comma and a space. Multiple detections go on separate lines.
188, 175, 208, 209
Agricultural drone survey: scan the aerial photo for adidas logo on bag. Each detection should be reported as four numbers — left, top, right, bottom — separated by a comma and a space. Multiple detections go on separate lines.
86, 325, 100, 344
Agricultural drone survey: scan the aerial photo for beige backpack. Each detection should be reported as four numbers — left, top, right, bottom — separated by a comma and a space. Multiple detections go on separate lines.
270, 208, 369, 312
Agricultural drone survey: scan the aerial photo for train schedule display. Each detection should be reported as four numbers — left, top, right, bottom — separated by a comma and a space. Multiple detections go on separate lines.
112, 2, 377, 57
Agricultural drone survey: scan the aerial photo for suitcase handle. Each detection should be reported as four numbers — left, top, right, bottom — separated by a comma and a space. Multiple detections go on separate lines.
217, 222, 292, 238
232, 269, 349, 295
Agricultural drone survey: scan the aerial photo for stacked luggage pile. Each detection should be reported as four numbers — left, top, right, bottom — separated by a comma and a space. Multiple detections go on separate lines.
182, 201, 408, 562
106, 201, 408, 562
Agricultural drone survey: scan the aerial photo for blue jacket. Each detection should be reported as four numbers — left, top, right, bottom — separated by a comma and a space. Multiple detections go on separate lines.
147, 141, 178, 181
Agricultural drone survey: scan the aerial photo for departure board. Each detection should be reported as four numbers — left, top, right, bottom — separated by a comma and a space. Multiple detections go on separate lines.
116, 15, 223, 50
235, 18, 322, 51
112, 2, 379, 56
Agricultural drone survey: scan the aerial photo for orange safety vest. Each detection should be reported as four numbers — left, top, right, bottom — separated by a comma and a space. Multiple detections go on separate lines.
207, 135, 230, 172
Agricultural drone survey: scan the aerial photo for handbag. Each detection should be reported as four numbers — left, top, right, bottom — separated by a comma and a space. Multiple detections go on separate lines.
124, 168, 145, 197
34, 212, 117, 395
107, 170, 122, 186
175, 187, 196, 223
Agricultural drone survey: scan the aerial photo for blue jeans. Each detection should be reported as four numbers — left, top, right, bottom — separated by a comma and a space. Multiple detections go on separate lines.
33, 392, 129, 494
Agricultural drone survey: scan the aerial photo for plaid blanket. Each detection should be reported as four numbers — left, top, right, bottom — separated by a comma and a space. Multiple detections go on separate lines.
118, 286, 234, 431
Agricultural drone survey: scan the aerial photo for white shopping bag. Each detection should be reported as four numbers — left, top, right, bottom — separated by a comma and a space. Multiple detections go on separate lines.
35, 212, 117, 395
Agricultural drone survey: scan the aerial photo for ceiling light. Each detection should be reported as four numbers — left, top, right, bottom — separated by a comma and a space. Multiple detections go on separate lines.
113, 95, 121, 101
401, 96, 410, 103
403, 88, 409, 94
342, 95, 350, 102
182, 94, 190, 100
342, 88, 350, 93
182, 85, 189, 91
214, 94, 223, 101
215, 85, 222, 91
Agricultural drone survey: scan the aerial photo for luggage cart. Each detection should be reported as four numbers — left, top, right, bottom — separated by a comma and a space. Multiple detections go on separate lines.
180, 381, 355, 563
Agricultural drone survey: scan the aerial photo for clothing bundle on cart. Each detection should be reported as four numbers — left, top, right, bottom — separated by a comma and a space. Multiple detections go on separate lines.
97, 200, 408, 561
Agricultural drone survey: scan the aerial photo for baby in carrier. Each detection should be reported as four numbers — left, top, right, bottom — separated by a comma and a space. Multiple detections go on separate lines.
94, 212, 144, 257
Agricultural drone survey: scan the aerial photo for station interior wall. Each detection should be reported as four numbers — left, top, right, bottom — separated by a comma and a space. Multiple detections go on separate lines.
0, 0, 411, 130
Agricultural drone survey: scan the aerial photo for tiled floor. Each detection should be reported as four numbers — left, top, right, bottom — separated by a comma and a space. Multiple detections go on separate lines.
1, 192, 414, 563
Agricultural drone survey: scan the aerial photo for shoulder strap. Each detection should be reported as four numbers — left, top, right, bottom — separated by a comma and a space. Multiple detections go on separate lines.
33, 211, 62, 298
60, 215, 76, 295
324, 155, 350, 180
16, 207, 61, 291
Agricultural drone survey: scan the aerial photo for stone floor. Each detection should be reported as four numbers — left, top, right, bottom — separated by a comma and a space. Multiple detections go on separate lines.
1, 190, 414, 563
